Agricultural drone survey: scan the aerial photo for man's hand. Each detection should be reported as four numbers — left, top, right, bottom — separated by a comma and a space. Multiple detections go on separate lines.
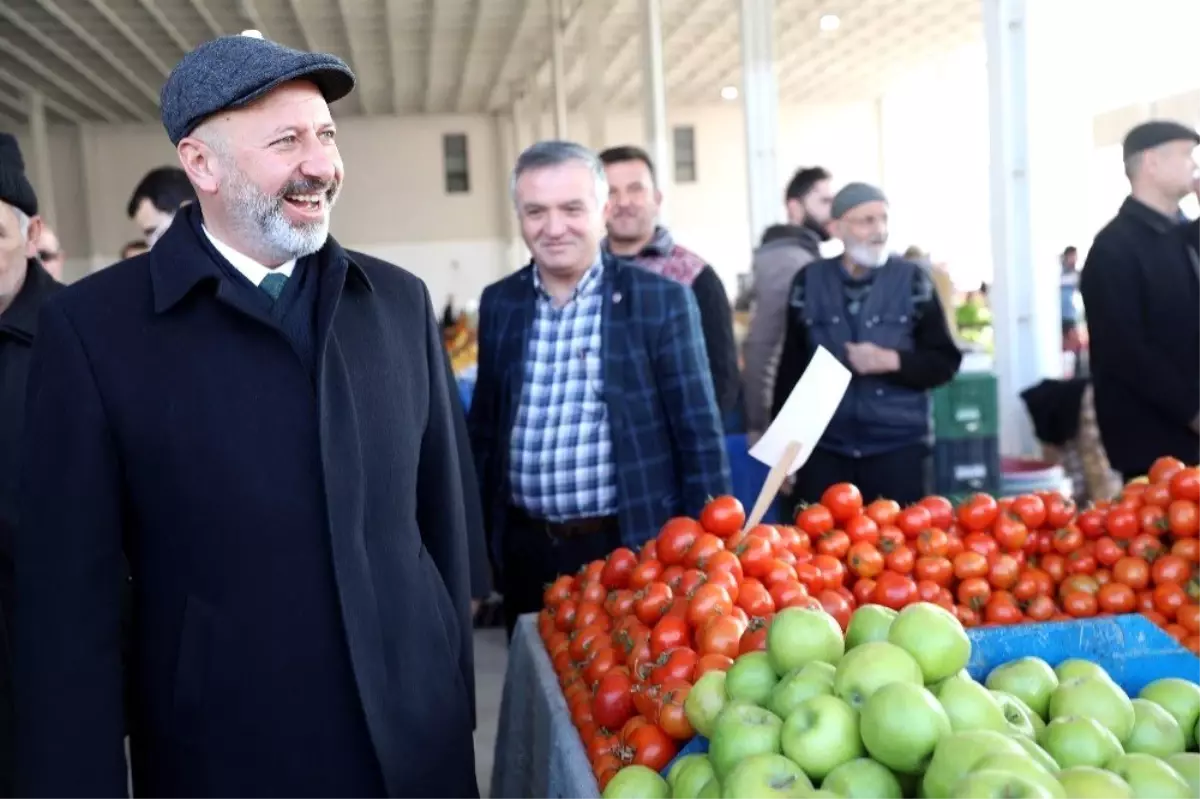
845, 342, 901, 375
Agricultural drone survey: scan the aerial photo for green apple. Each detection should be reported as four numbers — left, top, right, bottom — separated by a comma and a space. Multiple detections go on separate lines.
806, 792, 839, 798
991, 690, 1039, 738
832, 641, 923, 710
603, 765, 670, 799
697, 779, 720, 799
1048, 677, 1135, 743
1010, 735, 1060, 773
726, 652, 779, 707
1104, 752, 1192, 799
937, 673, 1010, 733
951, 769, 1057, 798
844, 604, 897, 649
669, 754, 707, 788
686, 670, 730, 738
860, 682, 951, 774
922, 730, 1027, 799
672, 756, 717, 799
767, 662, 835, 720
1056, 766, 1133, 799
1039, 716, 1123, 769
927, 668, 973, 696
1139, 678, 1200, 750
972, 754, 1065, 798
1165, 752, 1200, 796
985, 657, 1057, 719
1053, 658, 1110, 683
1126, 698, 1187, 757
766, 607, 845, 676
887, 602, 970, 684
779, 694, 864, 780
821, 757, 903, 799
720, 753, 811, 798
708, 702, 783, 777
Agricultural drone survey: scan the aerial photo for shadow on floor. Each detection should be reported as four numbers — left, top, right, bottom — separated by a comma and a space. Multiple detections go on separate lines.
473, 628, 509, 798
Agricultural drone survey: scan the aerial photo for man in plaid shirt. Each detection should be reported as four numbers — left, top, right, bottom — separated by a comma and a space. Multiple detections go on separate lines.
468, 141, 731, 636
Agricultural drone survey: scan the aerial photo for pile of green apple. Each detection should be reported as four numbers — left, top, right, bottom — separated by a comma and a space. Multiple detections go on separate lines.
601, 602, 1200, 799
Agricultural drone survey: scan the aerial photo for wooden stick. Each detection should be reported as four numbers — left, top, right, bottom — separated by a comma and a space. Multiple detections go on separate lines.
742, 440, 802, 532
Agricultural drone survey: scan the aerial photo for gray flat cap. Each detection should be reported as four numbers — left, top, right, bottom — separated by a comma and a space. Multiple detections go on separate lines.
1123, 120, 1199, 160
832, 182, 887, 219
160, 30, 356, 145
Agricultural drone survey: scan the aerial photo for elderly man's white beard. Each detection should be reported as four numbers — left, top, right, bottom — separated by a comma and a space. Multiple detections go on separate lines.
222, 162, 339, 264
844, 240, 889, 269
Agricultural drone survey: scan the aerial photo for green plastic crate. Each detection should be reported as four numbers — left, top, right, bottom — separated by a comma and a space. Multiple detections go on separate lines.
933, 371, 998, 440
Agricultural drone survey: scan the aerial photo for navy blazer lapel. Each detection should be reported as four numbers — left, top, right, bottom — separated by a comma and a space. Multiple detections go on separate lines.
598, 254, 628, 407
499, 266, 536, 409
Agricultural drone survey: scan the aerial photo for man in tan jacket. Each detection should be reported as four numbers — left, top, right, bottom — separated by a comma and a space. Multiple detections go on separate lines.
742, 167, 833, 440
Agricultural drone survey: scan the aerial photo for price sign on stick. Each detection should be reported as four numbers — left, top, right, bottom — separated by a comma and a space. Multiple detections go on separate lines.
742, 346, 852, 531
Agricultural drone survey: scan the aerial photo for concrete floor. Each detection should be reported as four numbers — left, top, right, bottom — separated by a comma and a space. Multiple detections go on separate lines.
472, 628, 510, 798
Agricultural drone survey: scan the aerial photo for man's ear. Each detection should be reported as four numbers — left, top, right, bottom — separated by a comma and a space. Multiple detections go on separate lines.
177, 137, 220, 195
23, 215, 44, 260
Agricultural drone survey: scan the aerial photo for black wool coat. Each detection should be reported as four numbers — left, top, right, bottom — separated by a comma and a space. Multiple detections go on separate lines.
15, 212, 481, 798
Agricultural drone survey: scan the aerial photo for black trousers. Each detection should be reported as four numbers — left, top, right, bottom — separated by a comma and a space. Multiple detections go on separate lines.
500, 509, 622, 640
790, 443, 931, 511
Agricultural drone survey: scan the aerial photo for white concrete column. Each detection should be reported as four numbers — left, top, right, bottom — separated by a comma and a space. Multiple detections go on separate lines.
506, 104, 531, 269
549, 0, 568, 138
26, 91, 56, 227
873, 95, 887, 188
640, 0, 669, 199
526, 77, 543, 142
984, 0, 1093, 456
584, 0, 606, 148
739, 0, 779, 245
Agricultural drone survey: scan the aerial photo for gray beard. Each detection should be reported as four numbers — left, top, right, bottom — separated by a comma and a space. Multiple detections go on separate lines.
224, 168, 338, 263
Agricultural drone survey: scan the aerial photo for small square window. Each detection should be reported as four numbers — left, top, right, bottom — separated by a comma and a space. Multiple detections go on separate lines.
673, 126, 696, 183
443, 133, 470, 194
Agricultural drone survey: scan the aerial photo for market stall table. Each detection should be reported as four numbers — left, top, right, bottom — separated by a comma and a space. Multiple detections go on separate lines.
490, 615, 599, 799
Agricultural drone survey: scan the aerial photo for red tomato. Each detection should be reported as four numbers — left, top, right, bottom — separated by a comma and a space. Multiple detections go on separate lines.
634, 582, 674, 626
696, 615, 743, 659
639, 540, 658, 563
865, 499, 901, 527
1143, 482, 1174, 510
847, 541, 885, 579
654, 678, 695, 741
1063, 590, 1099, 618
1040, 492, 1077, 529
821, 483, 864, 524
649, 647, 698, 685
963, 532, 999, 560
621, 721, 677, 771
795, 504, 835, 537
810, 554, 847, 590
954, 550, 989, 580
916, 527, 950, 558
734, 535, 775, 579
738, 619, 769, 654
1149, 457, 1187, 486
794, 561, 825, 594
918, 495, 955, 530
885, 544, 916, 575
915, 555, 954, 586
702, 549, 744, 582
1053, 525, 1085, 554
816, 529, 852, 560
817, 589, 853, 630
705, 569, 741, 605
1106, 507, 1140, 541
852, 578, 877, 605
656, 517, 704, 566
694, 653, 734, 678
1128, 533, 1164, 563
735, 578, 775, 617
844, 514, 881, 546
1170, 467, 1200, 503
1094, 536, 1125, 567
896, 505, 933, 539
684, 533, 725, 569
956, 576, 992, 612
1077, 508, 1108, 540
1009, 494, 1047, 530
987, 554, 1021, 590
769, 579, 811, 610
543, 574, 576, 608
916, 579, 942, 603
600, 548, 639, 590
958, 494, 999, 532
629, 559, 664, 590
1169, 500, 1200, 539
992, 514, 1029, 552
649, 616, 690, 657
687, 584, 733, 628
592, 670, 635, 730
760, 558, 799, 587
872, 571, 917, 609
699, 496, 746, 538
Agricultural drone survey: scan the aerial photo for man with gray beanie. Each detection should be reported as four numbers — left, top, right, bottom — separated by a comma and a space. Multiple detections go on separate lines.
0, 131, 60, 798
772, 182, 961, 506
15, 31, 481, 797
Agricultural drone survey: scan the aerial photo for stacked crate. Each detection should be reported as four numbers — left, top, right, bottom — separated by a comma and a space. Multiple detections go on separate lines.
931, 371, 1002, 501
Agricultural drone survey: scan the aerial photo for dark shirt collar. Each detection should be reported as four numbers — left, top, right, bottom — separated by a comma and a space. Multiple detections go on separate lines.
0, 258, 58, 340
150, 203, 372, 314
1119, 196, 1182, 235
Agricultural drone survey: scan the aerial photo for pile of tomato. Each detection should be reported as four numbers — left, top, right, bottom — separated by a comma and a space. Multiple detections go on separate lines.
536, 457, 1200, 791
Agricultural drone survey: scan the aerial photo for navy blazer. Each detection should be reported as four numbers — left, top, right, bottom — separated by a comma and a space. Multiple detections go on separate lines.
468, 253, 731, 569
15, 214, 480, 798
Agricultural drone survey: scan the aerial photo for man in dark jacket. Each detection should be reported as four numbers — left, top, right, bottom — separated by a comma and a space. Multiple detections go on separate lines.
471, 141, 731, 635
15, 32, 480, 797
1080, 120, 1200, 478
773, 183, 961, 506
0, 132, 60, 799
743, 167, 834, 441
598, 146, 740, 416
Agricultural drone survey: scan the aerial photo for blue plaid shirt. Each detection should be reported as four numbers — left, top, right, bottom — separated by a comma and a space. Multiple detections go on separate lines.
508, 260, 618, 520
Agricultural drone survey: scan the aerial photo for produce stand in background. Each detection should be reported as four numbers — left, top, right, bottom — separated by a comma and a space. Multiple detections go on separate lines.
931, 368, 1001, 501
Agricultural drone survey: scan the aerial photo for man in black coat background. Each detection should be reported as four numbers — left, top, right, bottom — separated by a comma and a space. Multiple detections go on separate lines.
0, 132, 61, 798
16, 31, 481, 797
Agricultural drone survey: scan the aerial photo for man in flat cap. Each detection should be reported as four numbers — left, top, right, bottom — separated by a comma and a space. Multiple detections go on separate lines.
0, 131, 60, 797
1079, 120, 1199, 479
772, 182, 961, 506
15, 32, 482, 798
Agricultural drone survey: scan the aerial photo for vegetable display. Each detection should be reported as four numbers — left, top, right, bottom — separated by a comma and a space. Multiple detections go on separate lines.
534, 457, 1200, 795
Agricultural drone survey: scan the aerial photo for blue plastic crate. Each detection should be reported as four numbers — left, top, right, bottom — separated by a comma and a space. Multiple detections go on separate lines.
726, 434, 783, 525
661, 614, 1199, 778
